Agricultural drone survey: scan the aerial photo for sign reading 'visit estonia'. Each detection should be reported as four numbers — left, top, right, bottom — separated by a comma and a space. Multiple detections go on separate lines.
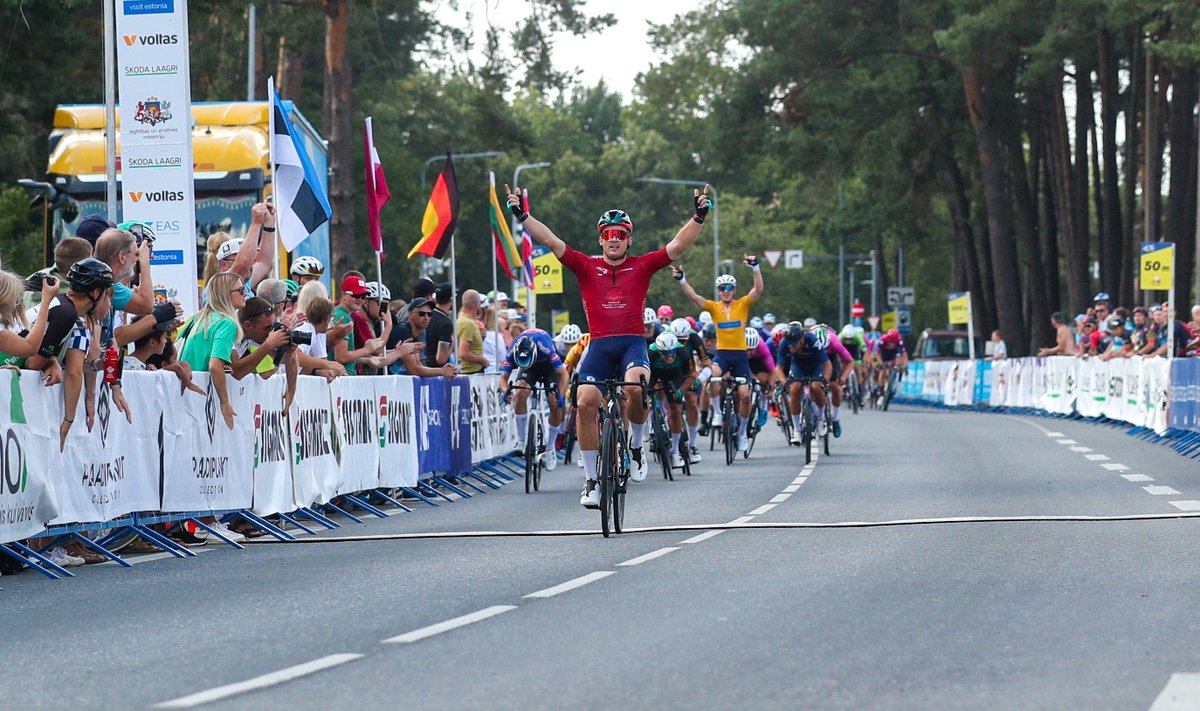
115, 0, 198, 315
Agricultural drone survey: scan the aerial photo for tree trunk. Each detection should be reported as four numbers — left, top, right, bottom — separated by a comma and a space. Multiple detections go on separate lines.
1121, 36, 1142, 307
1010, 132, 1050, 351
1097, 31, 1124, 303
1041, 145, 1061, 314
276, 34, 305, 102
1072, 64, 1096, 304
324, 0, 355, 276
944, 150, 985, 313
1043, 77, 1087, 315
961, 63, 1027, 355
1164, 63, 1198, 305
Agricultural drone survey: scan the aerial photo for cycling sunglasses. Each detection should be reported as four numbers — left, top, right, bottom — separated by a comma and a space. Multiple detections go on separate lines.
717, 285, 735, 292
600, 228, 630, 242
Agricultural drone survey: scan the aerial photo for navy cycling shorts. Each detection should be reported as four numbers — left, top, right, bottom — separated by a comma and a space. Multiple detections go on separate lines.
714, 349, 753, 380
578, 335, 650, 391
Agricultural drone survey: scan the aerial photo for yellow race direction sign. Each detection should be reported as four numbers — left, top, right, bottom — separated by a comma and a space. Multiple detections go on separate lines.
947, 292, 970, 325
1140, 242, 1174, 291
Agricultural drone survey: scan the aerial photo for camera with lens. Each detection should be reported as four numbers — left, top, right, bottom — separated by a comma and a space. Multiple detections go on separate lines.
24, 270, 56, 293
272, 322, 312, 346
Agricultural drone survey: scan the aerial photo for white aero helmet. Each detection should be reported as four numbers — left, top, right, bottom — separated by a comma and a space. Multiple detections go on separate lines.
698, 311, 714, 325
744, 327, 761, 350
655, 331, 680, 351
802, 317, 817, 328
670, 318, 692, 339
643, 307, 658, 325
715, 274, 737, 289
840, 324, 856, 340
559, 323, 583, 344
289, 255, 325, 277
750, 316, 764, 329
771, 323, 788, 340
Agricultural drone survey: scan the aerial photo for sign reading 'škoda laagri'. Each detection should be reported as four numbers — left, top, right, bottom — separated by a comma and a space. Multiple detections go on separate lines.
115, 0, 199, 314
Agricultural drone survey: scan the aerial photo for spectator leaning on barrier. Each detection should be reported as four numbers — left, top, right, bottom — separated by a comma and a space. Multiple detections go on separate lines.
0, 270, 62, 364
294, 293, 347, 381
429, 282, 456, 366
457, 289, 488, 374
988, 330, 1007, 360
364, 281, 392, 338
384, 296, 454, 378
179, 272, 245, 430
233, 296, 299, 407
1098, 318, 1130, 361
124, 315, 204, 395
481, 304, 506, 374
58, 258, 126, 450
1038, 312, 1076, 356
331, 275, 384, 376
94, 227, 155, 332
1092, 292, 1113, 333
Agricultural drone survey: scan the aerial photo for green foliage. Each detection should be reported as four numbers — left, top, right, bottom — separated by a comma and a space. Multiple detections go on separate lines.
0, 187, 46, 277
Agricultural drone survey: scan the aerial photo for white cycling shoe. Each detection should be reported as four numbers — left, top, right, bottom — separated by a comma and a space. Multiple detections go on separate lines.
580, 480, 600, 509
542, 450, 557, 471
671, 450, 685, 469
629, 448, 648, 482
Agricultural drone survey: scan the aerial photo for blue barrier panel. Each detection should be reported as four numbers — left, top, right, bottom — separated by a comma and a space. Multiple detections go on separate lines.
1170, 359, 1200, 434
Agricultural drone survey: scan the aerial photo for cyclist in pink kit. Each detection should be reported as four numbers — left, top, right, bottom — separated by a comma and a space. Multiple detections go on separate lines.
506, 183, 711, 508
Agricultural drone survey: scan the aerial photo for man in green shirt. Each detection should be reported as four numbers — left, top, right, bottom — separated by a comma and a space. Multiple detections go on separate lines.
457, 289, 487, 374
331, 275, 383, 376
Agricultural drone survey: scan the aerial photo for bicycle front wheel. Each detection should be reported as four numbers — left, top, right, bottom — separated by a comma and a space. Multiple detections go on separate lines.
524, 411, 539, 494
801, 398, 813, 465
598, 416, 619, 538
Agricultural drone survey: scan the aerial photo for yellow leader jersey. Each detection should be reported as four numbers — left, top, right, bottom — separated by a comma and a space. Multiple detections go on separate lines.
704, 296, 754, 350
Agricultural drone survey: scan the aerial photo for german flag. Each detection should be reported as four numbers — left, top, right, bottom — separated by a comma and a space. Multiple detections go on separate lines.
408, 154, 459, 259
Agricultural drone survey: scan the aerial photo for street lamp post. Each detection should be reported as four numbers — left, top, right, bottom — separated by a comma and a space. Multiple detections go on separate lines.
511, 162, 552, 327
418, 151, 505, 279
639, 177, 719, 298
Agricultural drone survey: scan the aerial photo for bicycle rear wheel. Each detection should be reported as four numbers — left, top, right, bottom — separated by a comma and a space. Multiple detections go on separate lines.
652, 405, 672, 481
745, 394, 760, 458
822, 404, 831, 456
848, 372, 860, 414
598, 416, 618, 538
679, 431, 692, 476
723, 402, 736, 466
801, 398, 813, 464
524, 409, 540, 494
562, 407, 577, 463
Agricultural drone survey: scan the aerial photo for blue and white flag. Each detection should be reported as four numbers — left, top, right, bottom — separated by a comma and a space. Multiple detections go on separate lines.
269, 77, 332, 251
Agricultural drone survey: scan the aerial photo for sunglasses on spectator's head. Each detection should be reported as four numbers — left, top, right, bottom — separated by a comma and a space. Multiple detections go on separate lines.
600, 229, 629, 242
718, 285, 735, 292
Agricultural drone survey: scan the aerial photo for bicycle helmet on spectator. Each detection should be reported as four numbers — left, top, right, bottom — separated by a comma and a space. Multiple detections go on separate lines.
810, 325, 830, 350
715, 274, 737, 289
559, 323, 582, 345
1093, 291, 1111, 303
643, 307, 658, 325
763, 313, 777, 325
290, 255, 325, 278
283, 279, 300, 298
670, 318, 692, 339
512, 336, 538, 369
378, 284, 391, 301
366, 281, 385, 300
750, 316, 764, 329
657, 305, 674, 320
596, 209, 633, 234
118, 220, 155, 244
67, 257, 115, 293
744, 327, 761, 350
655, 332, 679, 351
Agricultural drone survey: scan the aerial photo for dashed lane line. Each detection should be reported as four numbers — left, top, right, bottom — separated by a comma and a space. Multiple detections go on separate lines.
382, 606, 517, 644
1143, 486, 1182, 496
1102, 463, 1131, 471
770, 494, 792, 504
1070, 446, 1093, 453
1149, 672, 1200, 710
729, 516, 756, 525
1169, 501, 1200, 512
1056, 439, 1077, 445
1123, 474, 1155, 482
748, 504, 776, 516
1085, 453, 1112, 461
524, 571, 616, 599
1044, 431, 1065, 438
783, 485, 801, 493
679, 530, 724, 544
154, 654, 364, 708
618, 547, 680, 567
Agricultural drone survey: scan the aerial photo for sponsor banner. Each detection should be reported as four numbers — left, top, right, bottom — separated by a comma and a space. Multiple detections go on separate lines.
115, 0, 198, 315
0, 372, 58, 543
332, 376, 380, 495
1170, 359, 1200, 433
290, 376, 339, 507
251, 376, 293, 517
469, 374, 517, 463
52, 372, 163, 524
162, 372, 254, 512
449, 376, 473, 475
1143, 358, 1170, 436
1041, 356, 1074, 415
376, 376, 419, 488
416, 378, 452, 476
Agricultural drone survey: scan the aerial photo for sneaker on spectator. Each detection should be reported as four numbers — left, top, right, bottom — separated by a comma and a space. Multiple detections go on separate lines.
580, 480, 600, 509
46, 546, 85, 568
64, 541, 107, 565
208, 521, 246, 543
169, 522, 209, 547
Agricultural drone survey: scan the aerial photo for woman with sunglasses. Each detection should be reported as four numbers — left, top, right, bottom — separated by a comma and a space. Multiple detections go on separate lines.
674, 255, 764, 454
505, 183, 710, 507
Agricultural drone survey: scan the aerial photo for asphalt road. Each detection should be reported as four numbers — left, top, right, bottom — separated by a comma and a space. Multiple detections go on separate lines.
4, 405, 1200, 710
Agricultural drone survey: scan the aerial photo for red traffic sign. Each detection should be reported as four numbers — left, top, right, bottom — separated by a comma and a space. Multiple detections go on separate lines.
763, 250, 783, 268
851, 301, 865, 318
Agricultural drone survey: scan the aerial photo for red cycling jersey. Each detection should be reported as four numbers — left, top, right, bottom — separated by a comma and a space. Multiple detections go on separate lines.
559, 245, 672, 339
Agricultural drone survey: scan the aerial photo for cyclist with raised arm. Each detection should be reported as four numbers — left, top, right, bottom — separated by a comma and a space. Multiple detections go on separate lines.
774, 322, 831, 445
506, 183, 710, 508
499, 329, 570, 473
675, 256, 764, 453
670, 317, 711, 463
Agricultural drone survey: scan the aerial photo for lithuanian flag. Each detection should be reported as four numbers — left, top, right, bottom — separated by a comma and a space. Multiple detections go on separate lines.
408, 153, 459, 259
489, 172, 520, 278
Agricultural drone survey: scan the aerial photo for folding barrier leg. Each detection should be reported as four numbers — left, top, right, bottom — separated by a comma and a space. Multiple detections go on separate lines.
400, 487, 440, 507
419, 480, 455, 503
226, 511, 295, 541
131, 525, 195, 558
5, 541, 73, 579
479, 462, 513, 483
323, 500, 366, 524
432, 475, 472, 498
276, 512, 319, 535
342, 494, 389, 519
450, 473, 488, 495
371, 488, 414, 513
70, 532, 131, 568
189, 518, 246, 550
464, 469, 501, 490
297, 507, 341, 530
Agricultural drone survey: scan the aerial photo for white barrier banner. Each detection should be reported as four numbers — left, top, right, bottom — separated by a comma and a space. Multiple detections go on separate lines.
376, 376, 419, 488
291, 376, 338, 506
162, 372, 254, 512
1076, 358, 1105, 418
989, 360, 1010, 407
251, 375, 294, 517
332, 376, 380, 495
469, 374, 518, 464
53, 372, 163, 524
1041, 357, 1074, 415
1143, 358, 1170, 435
0, 372, 58, 542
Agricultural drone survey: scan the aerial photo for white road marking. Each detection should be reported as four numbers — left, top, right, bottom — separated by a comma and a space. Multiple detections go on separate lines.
770, 493, 792, 503
1085, 453, 1111, 461
748, 504, 776, 515
383, 606, 517, 643
1149, 673, 1200, 710
792, 476, 808, 485
524, 571, 616, 599
100, 548, 213, 566
1169, 501, 1200, 512
1070, 446, 1093, 452
729, 516, 756, 525
1122, 474, 1155, 482
1045, 431, 1065, 437
618, 547, 680, 567
1144, 486, 1182, 496
1056, 439, 1077, 445
680, 530, 724, 544
783, 485, 801, 493
154, 653, 364, 708
1101, 463, 1130, 471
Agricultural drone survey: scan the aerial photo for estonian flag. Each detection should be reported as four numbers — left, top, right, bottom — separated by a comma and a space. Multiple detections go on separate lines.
269, 77, 332, 252
408, 153, 459, 260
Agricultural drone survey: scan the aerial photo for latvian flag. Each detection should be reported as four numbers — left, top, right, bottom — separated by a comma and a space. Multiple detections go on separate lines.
269, 77, 333, 252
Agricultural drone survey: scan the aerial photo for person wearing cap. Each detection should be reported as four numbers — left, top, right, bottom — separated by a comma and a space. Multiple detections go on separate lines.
1075, 317, 1101, 356
216, 202, 278, 294
1092, 292, 1113, 333
428, 282, 456, 367
331, 275, 384, 376
74, 214, 116, 247
457, 289, 488, 375
383, 297, 456, 378
1038, 312, 1076, 356
493, 291, 510, 311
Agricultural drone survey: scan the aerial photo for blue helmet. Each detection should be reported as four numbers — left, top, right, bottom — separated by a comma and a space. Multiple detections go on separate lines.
513, 336, 537, 369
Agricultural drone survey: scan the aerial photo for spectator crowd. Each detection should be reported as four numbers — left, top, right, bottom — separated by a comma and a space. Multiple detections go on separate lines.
1037, 291, 1200, 360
